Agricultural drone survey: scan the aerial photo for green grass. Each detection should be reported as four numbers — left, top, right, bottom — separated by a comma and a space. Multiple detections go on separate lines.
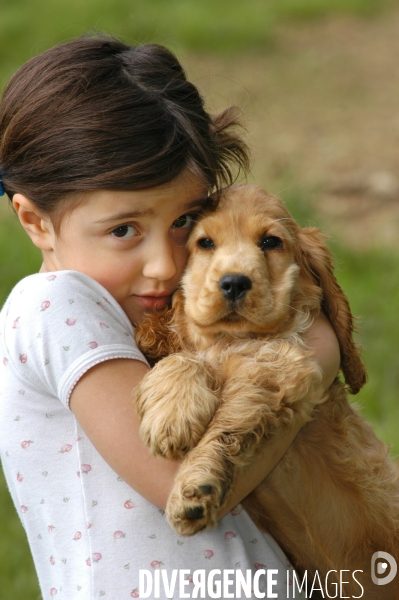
330, 247, 399, 449
0, 0, 397, 86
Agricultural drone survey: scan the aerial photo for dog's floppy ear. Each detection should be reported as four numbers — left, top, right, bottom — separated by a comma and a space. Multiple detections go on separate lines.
296, 227, 367, 395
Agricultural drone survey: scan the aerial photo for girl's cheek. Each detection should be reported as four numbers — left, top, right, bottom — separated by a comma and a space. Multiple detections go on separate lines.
171, 227, 195, 246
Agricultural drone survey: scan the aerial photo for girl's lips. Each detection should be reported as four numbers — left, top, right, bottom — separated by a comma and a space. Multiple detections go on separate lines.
134, 294, 171, 309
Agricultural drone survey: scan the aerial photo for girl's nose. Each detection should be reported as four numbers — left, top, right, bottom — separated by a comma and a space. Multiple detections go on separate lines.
142, 239, 178, 282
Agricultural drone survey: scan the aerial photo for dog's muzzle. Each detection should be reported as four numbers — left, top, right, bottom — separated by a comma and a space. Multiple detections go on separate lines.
218, 274, 252, 302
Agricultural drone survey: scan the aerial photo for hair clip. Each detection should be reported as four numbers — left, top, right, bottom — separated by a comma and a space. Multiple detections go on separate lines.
0, 178, 4, 196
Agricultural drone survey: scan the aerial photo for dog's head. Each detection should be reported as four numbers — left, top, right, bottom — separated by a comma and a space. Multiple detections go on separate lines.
175, 183, 366, 394
180, 184, 310, 337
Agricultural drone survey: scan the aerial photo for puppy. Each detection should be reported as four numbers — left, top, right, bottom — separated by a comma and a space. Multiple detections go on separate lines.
135, 184, 399, 598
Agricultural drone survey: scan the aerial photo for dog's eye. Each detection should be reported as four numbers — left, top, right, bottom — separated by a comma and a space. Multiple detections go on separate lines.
198, 238, 215, 249
259, 236, 283, 250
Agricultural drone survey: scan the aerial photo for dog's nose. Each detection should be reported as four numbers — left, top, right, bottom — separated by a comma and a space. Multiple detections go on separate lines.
219, 274, 252, 301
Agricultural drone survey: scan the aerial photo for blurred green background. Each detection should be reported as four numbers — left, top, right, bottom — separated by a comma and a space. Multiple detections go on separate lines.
1, 0, 399, 598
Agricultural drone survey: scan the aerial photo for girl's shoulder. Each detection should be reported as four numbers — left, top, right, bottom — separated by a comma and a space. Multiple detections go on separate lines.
0, 270, 136, 359
2, 270, 130, 327
0, 270, 144, 402
6, 270, 113, 302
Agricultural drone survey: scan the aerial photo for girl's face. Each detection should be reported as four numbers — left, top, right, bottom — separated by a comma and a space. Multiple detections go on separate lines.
41, 171, 209, 324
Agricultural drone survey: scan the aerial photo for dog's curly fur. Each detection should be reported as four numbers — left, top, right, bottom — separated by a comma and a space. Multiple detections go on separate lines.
134, 184, 399, 598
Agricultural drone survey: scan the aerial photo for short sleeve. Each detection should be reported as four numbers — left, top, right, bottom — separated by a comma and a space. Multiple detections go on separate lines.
1, 271, 148, 407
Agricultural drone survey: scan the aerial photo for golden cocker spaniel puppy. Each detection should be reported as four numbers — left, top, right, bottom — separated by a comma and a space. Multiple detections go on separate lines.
135, 184, 399, 598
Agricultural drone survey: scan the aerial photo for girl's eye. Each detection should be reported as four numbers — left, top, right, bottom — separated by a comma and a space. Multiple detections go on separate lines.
172, 213, 197, 230
110, 225, 137, 239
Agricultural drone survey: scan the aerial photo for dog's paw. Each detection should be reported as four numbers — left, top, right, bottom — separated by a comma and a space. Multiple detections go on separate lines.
166, 476, 229, 536
136, 354, 221, 459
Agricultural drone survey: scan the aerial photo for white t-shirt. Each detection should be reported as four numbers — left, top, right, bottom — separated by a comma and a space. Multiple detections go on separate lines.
0, 271, 301, 600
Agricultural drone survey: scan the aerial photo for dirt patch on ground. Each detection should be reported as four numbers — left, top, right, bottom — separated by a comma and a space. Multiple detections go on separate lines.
185, 8, 399, 250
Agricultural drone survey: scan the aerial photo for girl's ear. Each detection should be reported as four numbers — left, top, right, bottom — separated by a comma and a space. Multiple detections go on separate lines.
12, 194, 54, 250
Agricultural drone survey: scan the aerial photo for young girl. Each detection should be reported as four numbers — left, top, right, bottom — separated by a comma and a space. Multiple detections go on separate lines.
0, 35, 339, 599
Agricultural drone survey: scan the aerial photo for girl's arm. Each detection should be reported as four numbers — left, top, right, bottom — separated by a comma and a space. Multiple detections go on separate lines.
69, 312, 340, 512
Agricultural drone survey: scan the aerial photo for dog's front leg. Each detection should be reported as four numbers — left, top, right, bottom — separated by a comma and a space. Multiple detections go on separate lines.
165, 371, 282, 536
166, 342, 323, 536
166, 430, 235, 535
135, 354, 222, 460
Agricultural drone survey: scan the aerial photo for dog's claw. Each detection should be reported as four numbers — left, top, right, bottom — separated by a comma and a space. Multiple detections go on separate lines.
166, 478, 229, 536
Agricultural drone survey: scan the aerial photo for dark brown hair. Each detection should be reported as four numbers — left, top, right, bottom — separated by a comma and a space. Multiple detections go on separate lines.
0, 34, 249, 229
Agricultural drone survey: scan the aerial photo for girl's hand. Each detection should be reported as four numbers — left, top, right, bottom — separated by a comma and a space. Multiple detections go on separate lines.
303, 311, 341, 391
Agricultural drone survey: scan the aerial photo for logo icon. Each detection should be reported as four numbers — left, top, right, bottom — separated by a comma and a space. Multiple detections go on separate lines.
371, 551, 397, 586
